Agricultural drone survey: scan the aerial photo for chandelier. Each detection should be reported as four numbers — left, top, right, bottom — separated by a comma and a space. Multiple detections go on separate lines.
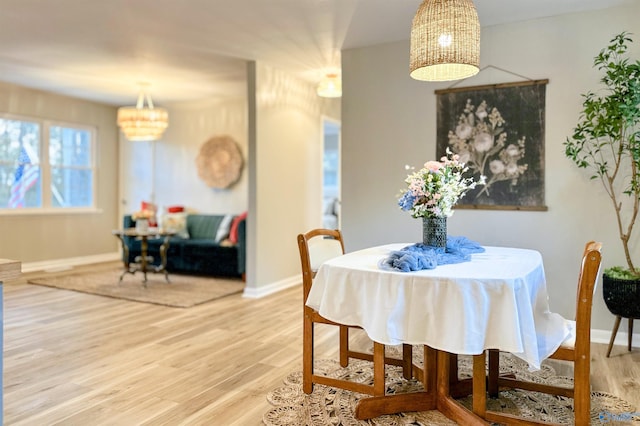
317, 73, 342, 98
409, 0, 480, 82
117, 88, 169, 141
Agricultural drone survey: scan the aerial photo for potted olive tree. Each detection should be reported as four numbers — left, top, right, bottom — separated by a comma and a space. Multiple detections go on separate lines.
564, 32, 640, 333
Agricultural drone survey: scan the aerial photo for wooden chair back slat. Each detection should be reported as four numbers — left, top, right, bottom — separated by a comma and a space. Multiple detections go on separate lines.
297, 228, 344, 302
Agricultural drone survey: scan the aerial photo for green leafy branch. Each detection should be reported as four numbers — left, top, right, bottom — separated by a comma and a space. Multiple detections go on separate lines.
564, 31, 640, 274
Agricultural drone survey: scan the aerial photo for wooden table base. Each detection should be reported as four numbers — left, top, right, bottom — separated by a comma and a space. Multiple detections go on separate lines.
113, 231, 173, 286
355, 348, 489, 425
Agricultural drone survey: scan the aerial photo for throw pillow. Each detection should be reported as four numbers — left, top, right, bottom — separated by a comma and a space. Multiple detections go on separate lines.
141, 200, 157, 212
215, 214, 234, 243
229, 211, 248, 244
161, 212, 189, 239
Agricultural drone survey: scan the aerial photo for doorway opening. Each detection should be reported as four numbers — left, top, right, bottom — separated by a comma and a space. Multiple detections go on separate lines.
322, 118, 341, 229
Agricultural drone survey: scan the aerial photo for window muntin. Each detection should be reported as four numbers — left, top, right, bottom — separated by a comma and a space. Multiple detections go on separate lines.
49, 126, 94, 208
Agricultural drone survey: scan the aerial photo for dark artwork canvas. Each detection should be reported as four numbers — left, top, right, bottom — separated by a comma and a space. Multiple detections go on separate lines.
436, 81, 548, 210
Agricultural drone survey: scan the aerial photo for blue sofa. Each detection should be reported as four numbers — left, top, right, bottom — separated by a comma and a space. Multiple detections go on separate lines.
121, 214, 246, 278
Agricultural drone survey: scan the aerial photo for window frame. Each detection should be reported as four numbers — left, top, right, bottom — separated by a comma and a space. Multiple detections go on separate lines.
0, 112, 99, 215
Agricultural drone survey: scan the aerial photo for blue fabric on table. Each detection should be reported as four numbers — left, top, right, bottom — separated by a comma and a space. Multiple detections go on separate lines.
378, 236, 485, 272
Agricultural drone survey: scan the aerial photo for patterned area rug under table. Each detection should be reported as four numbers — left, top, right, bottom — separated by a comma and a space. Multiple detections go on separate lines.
264, 352, 639, 425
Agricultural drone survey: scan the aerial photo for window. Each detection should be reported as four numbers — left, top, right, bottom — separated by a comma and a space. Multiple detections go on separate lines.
0, 115, 96, 211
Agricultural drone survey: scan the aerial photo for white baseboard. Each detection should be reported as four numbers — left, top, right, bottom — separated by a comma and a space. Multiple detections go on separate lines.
592, 325, 640, 349
21, 252, 121, 273
242, 275, 300, 299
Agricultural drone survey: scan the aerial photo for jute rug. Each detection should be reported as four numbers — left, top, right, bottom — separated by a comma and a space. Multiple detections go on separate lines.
264, 351, 639, 425
28, 267, 245, 308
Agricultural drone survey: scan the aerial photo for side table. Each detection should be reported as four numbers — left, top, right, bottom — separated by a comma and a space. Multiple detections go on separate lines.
112, 228, 176, 285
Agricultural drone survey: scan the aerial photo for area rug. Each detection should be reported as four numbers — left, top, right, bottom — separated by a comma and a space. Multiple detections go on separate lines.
27, 267, 245, 308
263, 352, 639, 425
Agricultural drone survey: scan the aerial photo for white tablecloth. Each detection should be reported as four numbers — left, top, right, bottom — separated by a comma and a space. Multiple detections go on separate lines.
306, 243, 573, 370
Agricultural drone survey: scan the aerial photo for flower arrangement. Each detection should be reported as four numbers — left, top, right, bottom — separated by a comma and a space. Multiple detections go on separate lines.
131, 208, 155, 221
447, 99, 528, 199
398, 149, 485, 218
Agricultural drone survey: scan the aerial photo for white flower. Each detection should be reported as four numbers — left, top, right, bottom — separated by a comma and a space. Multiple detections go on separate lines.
505, 144, 520, 158
455, 123, 472, 140
489, 160, 505, 175
473, 132, 494, 152
475, 102, 488, 120
505, 162, 519, 176
456, 150, 471, 164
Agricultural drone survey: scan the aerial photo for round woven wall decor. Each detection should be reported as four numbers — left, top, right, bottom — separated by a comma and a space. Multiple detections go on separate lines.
195, 135, 244, 189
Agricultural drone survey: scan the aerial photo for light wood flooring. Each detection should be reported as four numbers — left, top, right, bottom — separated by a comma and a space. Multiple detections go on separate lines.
4, 262, 640, 425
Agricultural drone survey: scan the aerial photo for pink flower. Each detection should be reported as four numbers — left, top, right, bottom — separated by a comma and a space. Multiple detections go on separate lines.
424, 161, 443, 172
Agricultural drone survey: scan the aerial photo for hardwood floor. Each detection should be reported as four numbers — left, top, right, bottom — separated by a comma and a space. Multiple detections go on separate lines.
4, 263, 640, 425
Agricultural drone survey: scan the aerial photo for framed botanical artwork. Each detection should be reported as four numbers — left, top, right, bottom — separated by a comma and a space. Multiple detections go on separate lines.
435, 80, 548, 211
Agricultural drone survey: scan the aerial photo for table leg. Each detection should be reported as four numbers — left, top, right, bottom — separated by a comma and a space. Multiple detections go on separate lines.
159, 235, 171, 283
423, 345, 436, 392
449, 354, 458, 386
355, 346, 438, 419
436, 351, 489, 425
355, 348, 488, 425
113, 234, 131, 282
488, 349, 499, 397
140, 236, 149, 286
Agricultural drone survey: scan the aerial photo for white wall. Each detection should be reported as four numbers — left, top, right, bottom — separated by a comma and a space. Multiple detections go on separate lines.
245, 61, 340, 294
0, 82, 119, 265
341, 2, 640, 332
120, 96, 248, 218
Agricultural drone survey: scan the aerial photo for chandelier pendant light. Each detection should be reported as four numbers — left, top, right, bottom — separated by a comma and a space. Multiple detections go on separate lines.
317, 73, 342, 98
410, 0, 480, 82
117, 88, 169, 141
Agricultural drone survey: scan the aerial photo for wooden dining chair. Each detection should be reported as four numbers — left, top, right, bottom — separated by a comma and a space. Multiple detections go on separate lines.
478, 241, 603, 426
298, 229, 413, 396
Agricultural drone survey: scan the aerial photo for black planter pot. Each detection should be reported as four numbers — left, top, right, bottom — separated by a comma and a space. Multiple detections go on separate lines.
602, 273, 640, 318
602, 272, 640, 357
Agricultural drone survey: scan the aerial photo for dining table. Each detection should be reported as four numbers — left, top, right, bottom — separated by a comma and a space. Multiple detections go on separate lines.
305, 242, 573, 424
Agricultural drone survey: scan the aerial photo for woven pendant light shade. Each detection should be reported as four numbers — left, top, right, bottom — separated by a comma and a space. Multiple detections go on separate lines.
410, 0, 480, 82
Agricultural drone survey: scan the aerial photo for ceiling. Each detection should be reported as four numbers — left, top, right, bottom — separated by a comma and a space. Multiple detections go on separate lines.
0, 0, 631, 106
